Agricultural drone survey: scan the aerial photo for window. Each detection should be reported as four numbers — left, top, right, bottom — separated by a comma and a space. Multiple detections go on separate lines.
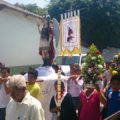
55, 56, 80, 65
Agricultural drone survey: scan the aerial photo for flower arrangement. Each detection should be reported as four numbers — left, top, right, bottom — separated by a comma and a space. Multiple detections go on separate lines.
81, 44, 105, 84
109, 52, 120, 76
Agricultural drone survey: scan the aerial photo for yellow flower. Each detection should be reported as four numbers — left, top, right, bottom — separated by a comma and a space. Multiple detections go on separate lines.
112, 70, 118, 75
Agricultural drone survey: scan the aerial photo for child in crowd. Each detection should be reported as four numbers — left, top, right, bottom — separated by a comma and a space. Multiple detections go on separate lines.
0, 67, 11, 120
78, 83, 107, 120
26, 69, 40, 99
67, 63, 83, 112
50, 81, 77, 120
106, 74, 120, 117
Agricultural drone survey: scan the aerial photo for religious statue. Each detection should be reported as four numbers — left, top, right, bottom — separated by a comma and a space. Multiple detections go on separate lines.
38, 16, 55, 66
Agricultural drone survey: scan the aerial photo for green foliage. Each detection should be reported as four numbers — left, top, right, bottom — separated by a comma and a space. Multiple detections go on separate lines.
81, 44, 105, 84
15, 3, 46, 16
47, 0, 120, 50
89, 44, 98, 56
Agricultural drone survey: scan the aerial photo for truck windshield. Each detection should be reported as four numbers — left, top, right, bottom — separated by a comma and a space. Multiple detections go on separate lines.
55, 56, 80, 65
81, 56, 86, 63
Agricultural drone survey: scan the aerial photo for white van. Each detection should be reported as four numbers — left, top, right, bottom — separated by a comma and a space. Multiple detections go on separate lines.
54, 54, 86, 76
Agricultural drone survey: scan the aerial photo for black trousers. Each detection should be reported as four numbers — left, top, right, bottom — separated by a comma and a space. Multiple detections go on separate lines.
0, 108, 6, 120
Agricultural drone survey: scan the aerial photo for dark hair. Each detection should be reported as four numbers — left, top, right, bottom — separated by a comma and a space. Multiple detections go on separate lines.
54, 80, 65, 90
28, 69, 38, 78
111, 74, 120, 83
52, 64, 59, 73
70, 63, 81, 72
1, 67, 10, 73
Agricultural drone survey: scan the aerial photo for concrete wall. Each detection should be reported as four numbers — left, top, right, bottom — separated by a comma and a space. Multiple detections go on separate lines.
0, 8, 43, 67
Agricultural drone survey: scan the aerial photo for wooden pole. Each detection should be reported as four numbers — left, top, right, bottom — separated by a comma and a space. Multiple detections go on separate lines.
57, 66, 62, 119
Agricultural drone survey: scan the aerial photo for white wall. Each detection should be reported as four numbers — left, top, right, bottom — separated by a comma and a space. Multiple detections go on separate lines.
0, 8, 43, 67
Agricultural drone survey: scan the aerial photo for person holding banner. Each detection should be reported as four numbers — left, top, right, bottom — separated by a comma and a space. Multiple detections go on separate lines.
49, 81, 77, 120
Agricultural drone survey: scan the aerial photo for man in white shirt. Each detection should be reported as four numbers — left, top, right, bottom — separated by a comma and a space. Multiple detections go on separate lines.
6, 74, 45, 120
0, 67, 11, 120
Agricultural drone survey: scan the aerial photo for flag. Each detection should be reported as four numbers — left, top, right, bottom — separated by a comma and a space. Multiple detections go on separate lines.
60, 16, 81, 56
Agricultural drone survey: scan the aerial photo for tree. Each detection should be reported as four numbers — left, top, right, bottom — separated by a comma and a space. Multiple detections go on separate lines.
47, 0, 120, 50
15, 3, 46, 16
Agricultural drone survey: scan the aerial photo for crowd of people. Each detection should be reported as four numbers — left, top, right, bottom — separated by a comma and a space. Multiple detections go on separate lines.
0, 67, 45, 120
0, 54, 120, 120
0, 62, 120, 120
50, 63, 120, 120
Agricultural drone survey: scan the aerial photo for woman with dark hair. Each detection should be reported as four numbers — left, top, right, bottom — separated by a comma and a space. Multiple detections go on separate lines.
49, 81, 78, 120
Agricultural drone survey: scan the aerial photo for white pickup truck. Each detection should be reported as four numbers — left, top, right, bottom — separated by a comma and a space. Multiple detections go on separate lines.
54, 54, 86, 76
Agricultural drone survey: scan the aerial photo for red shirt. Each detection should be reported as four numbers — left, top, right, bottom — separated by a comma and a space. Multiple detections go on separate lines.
79, 90, 101, 120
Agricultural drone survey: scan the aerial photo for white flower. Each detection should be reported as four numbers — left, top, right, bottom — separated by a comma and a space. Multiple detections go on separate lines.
88, 68, 92, 74
98, 64, 103, 69
98, 55, 102, 58
90, 81, 93, 84
91, 56, 96, 60
114, 55, 118, 59
82, 63, 87, 68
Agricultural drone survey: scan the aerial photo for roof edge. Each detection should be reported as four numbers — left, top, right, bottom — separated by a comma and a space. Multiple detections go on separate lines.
0, 0, 43, 20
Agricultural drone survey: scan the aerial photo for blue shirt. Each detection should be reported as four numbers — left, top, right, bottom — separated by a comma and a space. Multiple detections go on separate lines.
107, 90, 120, 116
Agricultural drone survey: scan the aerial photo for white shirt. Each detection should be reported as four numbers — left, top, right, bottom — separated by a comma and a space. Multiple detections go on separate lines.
68, 77, 84, 97
0, 83, 11, 108
6, 92, 45, 120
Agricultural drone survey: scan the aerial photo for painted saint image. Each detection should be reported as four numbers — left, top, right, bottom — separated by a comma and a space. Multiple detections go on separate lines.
67, 27, 74, 42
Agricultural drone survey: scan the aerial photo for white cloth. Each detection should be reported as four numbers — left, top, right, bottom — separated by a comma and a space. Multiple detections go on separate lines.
24, 66, 56, 81
0, 83, 11, 108
6, 92, 45, 120
36, 66, 55, 77
67, 77, 84, 97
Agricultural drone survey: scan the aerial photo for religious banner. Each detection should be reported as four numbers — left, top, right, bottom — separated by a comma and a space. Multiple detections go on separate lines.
60, 16, 81, 56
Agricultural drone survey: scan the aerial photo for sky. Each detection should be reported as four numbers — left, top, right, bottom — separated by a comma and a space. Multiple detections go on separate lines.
4, 0, 50, 8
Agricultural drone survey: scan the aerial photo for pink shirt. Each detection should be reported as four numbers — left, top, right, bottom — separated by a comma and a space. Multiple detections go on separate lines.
79, 90, 101, 120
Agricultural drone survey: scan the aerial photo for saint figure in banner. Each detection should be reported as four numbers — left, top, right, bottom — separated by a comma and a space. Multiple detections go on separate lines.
67, 27, 74, 42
